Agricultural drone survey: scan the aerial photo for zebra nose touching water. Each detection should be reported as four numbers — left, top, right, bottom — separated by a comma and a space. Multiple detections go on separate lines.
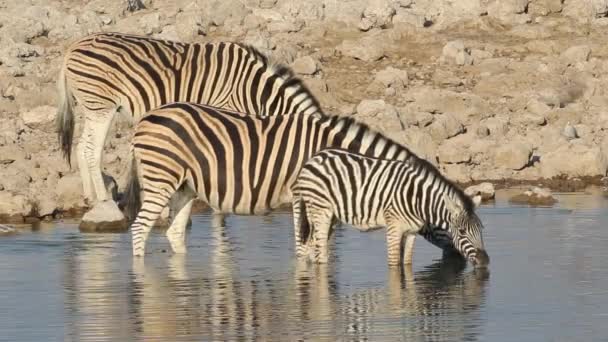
293, 148, 489, 269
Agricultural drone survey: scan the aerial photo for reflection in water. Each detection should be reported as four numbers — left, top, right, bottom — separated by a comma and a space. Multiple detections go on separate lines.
62, 222, 488, 341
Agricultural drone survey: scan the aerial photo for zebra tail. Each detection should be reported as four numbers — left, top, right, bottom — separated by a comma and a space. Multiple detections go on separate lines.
56, 64, 75, 167
299, 198, 312, 245
124, 157, 142, 221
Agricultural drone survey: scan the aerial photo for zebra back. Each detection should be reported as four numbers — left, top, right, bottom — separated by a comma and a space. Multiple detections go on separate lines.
129, 103, 414, 216
58, 32, 323, 159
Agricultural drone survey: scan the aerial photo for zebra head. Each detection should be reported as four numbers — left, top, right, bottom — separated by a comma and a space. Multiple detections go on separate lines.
437, 194, 489, 268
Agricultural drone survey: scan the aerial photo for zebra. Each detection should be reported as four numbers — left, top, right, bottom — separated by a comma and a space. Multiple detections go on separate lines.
56, 32, 322, 213
293, 148, 489, 268
123, 102, 458, 258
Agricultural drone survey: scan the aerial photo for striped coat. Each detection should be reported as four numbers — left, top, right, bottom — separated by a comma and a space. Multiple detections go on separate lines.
57, 32, 322, 204
293, 148, 488, 268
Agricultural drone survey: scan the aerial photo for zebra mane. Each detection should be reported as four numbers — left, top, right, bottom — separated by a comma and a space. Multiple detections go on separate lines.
329, 114, 475, 215
237, 43, 325, 116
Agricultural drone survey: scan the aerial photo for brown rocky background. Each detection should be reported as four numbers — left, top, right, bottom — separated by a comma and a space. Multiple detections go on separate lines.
1, 0, 608, 222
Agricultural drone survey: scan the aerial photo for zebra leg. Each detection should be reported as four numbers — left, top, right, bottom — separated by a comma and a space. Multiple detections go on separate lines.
311, 213, 333, 264
131, 191, 172, 257
386, 222, 405, 267
292, 196, 310, 259
166, 198, 194, 254
211, 212, 225, 228
77, 114, 115, 204
403, 234, 416, 265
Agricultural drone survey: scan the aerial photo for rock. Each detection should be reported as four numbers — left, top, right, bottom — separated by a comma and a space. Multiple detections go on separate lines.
0, 224, 17, 235
540, 144, 607, 178
400, 128, 438, 165
487, 0, 530, 23
562, 122, 578, 140
0, 167, 31, 192
21, 105, 56, 130
476, 125, 490, 138
0, 146, 25, 165
509, 187, 557, 206
528, 0, 563, 16
205, 0, 250, 26
138, 13, 162, 35
427, 114, 464, 142
563, 0, 608, 21
55, 175, 86, 211
359, 0, 396, 31
526, 98, 551, 115
175, 11, 207, 41
470, 49, 493, 64
337, 37, 386, 62
464, 183, 496, 202
290, 56, 319, 75
494, 142, 531, 170
370, 67, 409, 90
561, 45, 591, 65
441, 164, 472, 184
0, 191, 33, 222
355, 99, 404, 132
79, 200, 127, 233
440, 40, 472, 66
512, 113, 546, 126
437, 140, 471, 164
36, 195, 57, 218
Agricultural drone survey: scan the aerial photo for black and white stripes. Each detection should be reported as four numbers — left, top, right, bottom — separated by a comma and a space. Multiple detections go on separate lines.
293, 148, 489, 268
124, 102, 415, 256
57, 32, 322, 205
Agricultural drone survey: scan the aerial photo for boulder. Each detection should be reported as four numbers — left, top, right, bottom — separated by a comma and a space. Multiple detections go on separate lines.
427, 114, 464, 142
464, 183, 496, 202
337, 37, 386, 62
509, 187, 557, 206
440, 40, 472, 66
561, 45, 591, 65
359, 0, 396, 31
487, 0, 530, 23
540, 144, 607, 178
355, 99, 404, 132
175, 10, 207, 41
493, 142, 531, 170
528, 0, 563, 16
370, 67, 409, 90
563, 0, 608, 21
437, 140, 471, 164
0, 224, 17, 235
0, 191, 33, 222
55, 175, 86, 211
79, 200, 127, 233
290, 56, 319, 75
21, 105, 56, 130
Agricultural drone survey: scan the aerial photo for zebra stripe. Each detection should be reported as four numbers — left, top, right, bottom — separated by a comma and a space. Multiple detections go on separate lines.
293, 148, 489, 268
124, 102, 417, 257
57, 32, 322, 204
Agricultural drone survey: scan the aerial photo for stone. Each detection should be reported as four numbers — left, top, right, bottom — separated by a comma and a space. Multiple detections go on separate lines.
400, 128, 438, 164
487, 0, 530, 23
79, 200, 127, 233
0, 224, 17, 235
21, 105, 56, 130
440, 40, 473, 66
441, 164, 472, 184
427, 114, 464, 142
512, 113, 546, 126
36, 195, 57, 218
563, 0, 608, 21
0, 191, 33, 222
355, 99, 404, 132
437, 141, 471, 164
371, 67, 409, 89
337, 38, 386, 62
0, 146, 25, 165
562, 122, 578, 140
509, 187, 557, 206
205, 0, 250, 26
138, 13, 162, 35
55, 175, 86, 211
540, 144, 607, 178
561, 45, 591, 65
290, 56, 319, 75
464, 183, 496, 202
526, 98, 551, 115
175, 11, 207, 41
494, 142, 531, 170
528, 0, 563, 16
359, 0, 396, 31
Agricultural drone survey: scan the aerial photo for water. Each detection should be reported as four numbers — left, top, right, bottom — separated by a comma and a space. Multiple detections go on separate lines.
1, 193, 608, 341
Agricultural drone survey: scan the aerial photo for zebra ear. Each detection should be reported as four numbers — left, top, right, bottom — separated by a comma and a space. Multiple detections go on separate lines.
472, 195, 482, 208
443, 193, 464, 215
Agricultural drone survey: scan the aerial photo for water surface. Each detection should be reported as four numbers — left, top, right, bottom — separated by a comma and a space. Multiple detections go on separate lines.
1, 193, 607, 341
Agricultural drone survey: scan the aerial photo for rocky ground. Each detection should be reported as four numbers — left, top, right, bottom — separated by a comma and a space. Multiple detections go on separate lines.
1, 0, 608, 223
